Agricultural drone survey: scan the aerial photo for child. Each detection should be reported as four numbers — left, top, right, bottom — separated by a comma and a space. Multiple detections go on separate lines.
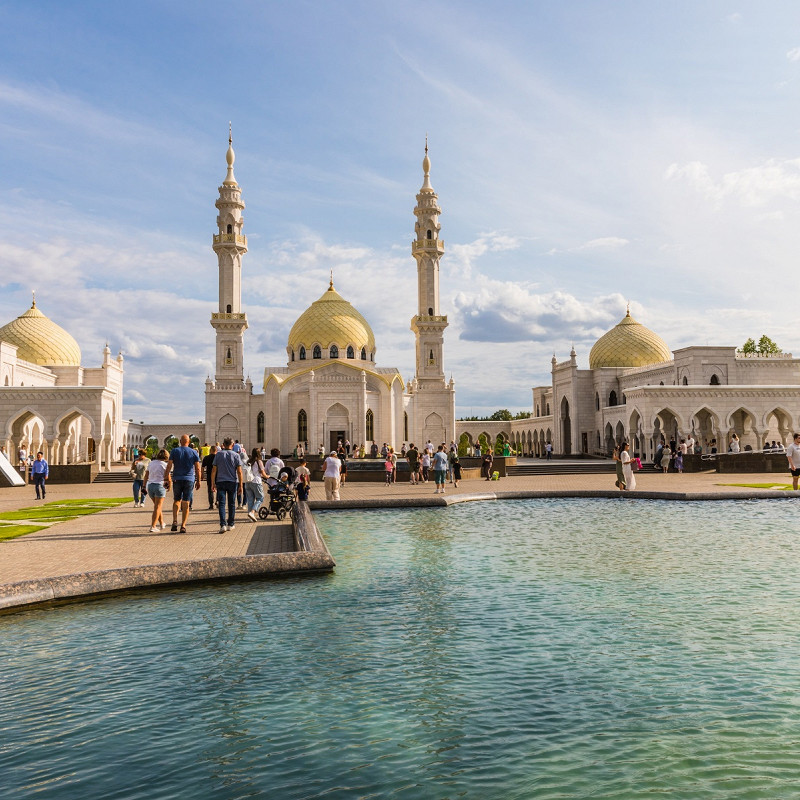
295, 458, 311, 501
452, 456, 462, 488
384, 456, 394, 485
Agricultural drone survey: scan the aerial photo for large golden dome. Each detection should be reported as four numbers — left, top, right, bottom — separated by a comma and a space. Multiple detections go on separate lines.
0, 301, 82, 367
589, 309, 671, 369
288, 282, 376, 353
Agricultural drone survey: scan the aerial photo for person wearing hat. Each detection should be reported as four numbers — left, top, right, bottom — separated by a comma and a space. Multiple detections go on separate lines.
323, 450, 342, 500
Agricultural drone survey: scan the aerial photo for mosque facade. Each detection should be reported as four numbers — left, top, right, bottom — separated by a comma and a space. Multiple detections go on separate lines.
203, 137, 456, 453
0, 298, 124, 469
465, 309, 800, 460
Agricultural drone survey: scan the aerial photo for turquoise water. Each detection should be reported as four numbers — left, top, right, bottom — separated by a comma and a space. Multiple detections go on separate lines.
2, 498, 800, 799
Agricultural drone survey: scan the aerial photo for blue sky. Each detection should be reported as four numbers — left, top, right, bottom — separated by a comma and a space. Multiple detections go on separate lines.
3, 1, 800, 423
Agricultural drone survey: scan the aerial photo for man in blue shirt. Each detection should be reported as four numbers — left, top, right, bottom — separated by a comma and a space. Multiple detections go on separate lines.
165, 434, 201, 533
30, 451, 49, 499
211, 437, 243, 534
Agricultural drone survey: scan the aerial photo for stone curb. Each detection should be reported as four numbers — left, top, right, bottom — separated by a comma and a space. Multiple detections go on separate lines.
309, 488, 797, 510
0, 501, 335, 613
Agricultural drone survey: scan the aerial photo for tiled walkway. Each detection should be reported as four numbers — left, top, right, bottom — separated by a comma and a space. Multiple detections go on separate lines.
0, 469, 796, 587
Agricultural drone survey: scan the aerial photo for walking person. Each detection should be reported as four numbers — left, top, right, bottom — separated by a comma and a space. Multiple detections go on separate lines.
452, 456, 462, 488
661, 443, 671, 474
433, 444, 448, 494
211, 437, 243, 533
620, 441, 636, 491
613, 445, 626, 491
144, 449, 170, 532
245, 447, 268, 522
482, 449, 494, 481
201, 445, 217, 509
406, 443, 419, 485
130, 450, 149, 507
165, 434, 201, 534
323, 450, 342, 500
787, 433, 800, 490
421, 449, 431, 482
30, 451, 48, 499
384, 454, 394, 485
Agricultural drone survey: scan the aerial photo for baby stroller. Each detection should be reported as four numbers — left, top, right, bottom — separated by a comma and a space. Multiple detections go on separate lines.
259, 475, 296, 520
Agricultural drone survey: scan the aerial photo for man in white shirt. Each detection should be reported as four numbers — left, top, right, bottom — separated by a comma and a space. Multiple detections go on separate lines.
323, 450, 342, 500
787, 433, 800, 490
686, 435, 695, 453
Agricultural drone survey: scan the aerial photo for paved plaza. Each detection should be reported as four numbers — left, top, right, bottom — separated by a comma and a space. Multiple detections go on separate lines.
1, 467, 796, 590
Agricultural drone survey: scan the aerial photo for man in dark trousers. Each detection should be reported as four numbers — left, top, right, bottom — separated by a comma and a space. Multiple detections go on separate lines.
201, 445, 217, 509
482, 449, 494, 481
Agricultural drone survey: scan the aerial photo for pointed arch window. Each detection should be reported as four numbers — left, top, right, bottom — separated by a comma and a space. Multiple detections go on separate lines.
361, 348, 367, 360
226, 304, 232, 313
330, 344, 339, 359
225, 347, 233, 366
370, 351, 375, 361
299, 346, 306, 360
427, 230, 432, 239
257, 411, 265, 443
682, 376, 689, 385
313, 345, 322, 359
347, 345, 355, 359
710, 374, 720, 385
536, 404, 540, 417
546, 403, 550, 415
428, 349, 435, 365
290, 350, 295, 362
404, 412, 408, 442
609, 390, 617, 407
226, 224, 233, 234
595, 392, 600, 411
298, 409, 307, 442
366, 409, 374, 441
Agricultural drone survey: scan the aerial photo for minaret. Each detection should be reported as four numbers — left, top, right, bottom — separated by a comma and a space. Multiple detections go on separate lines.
210, 126, 249, 387
410, 140, 448, 388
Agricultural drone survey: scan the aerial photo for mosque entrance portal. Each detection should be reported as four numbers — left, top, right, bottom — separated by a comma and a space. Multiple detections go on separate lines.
330, 430, 346, 453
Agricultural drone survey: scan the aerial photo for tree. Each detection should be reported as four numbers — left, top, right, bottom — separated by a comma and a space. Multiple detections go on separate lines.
741, 335, 781, 355
489, 409, 513, 421
758, 335, 781, 355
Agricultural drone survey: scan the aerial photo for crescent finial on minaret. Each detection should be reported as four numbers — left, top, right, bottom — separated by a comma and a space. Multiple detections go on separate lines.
329, 268, 334, 290
421, 137, 432, 191
224, 124, 237, 186
31, 290, 36, 309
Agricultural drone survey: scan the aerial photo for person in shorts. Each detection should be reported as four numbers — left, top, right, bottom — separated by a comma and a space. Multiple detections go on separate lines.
787, 433, 800, 490
165, 434, 201, 533
432, 444, 448, 494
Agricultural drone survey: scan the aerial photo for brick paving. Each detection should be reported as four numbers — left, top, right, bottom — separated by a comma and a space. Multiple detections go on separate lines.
0, 468, 796, 587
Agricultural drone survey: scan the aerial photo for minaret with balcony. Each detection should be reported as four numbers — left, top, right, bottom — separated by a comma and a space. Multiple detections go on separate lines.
210, 127, 248, 388
408, 142, 455, 442
411, 141, 448, 388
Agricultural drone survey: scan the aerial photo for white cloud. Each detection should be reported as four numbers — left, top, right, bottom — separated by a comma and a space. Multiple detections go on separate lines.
664, 157, 800, 207
788, 47, 800, 61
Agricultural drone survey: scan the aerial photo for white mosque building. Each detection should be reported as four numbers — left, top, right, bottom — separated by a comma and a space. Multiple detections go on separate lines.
203, 135, 456, 453
3, 136, 800, 473
0, 297, 124, 469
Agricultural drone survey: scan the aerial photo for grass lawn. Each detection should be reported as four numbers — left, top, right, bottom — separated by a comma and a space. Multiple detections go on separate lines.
719, 482, 795, 490
0, 524, 48, 542
0, 498, 131, 541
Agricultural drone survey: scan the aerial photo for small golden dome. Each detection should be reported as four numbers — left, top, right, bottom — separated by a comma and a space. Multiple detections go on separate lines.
589, 309, 671, 369
288, 282, 376, 354
0, 301, 82, 367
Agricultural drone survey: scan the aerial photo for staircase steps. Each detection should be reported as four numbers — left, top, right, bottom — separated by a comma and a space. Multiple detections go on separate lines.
508, 462, 617, 476
92, 469, 132, 484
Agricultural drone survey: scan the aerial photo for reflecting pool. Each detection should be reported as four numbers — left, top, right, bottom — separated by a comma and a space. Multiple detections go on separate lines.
3, 499, 800, 799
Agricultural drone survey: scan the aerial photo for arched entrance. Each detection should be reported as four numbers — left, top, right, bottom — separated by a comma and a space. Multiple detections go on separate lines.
560, 397, 571, 455
326, 402, 350, 452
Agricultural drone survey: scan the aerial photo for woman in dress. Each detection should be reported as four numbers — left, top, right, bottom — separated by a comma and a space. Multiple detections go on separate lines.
620, 441, 636, 491
613, 445, 626, 490
144, 449, 170, 532
729, 433, 740, 453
